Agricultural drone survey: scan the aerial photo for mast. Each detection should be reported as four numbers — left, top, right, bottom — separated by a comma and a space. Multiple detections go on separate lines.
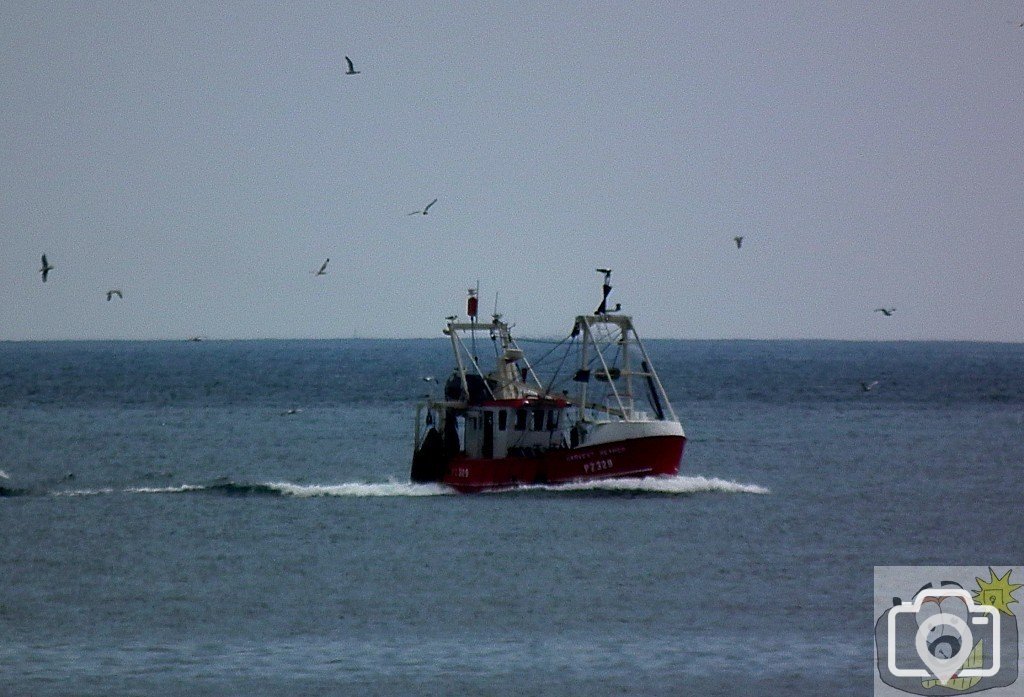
578, 315, 629, 418
569, 268, 675, 423
449, 319, 470, 400
621, 318, 633, 417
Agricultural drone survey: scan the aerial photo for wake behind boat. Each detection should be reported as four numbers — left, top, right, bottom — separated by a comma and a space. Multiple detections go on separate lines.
411, 270, 686, 492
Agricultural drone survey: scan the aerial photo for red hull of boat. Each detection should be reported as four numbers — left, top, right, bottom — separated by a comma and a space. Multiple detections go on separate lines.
443, 435, 686, 493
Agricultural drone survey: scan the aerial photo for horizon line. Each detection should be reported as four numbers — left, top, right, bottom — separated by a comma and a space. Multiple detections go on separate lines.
2, 336, 1023, 345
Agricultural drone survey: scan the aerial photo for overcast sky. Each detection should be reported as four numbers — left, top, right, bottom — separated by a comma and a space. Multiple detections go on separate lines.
2, 1, 1022, 341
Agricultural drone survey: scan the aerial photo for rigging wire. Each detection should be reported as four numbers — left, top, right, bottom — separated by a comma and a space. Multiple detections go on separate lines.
544, 334, 577, 396
517, 332, 573, 367
513, 336, 574, 345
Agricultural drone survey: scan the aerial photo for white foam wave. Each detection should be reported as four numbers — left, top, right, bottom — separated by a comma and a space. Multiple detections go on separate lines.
52, 484, 207, 497
261, 481, 457, 497
46, 475, 768, 499
47, 481, 454, 498
51, 487, 116, 497
262, 476, 768, 497
0, 469, 9, 480
126, 484, 208, 494
509, 475, 770, 495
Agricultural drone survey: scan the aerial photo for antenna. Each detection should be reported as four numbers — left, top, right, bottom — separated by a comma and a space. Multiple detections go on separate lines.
493, 291, 500, 321
469, 281, 480, 360
595, 268, 613, 315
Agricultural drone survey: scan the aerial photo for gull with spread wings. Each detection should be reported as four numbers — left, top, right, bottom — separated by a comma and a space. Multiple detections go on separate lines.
40, 254, 54, 282
408, 198, 438, 216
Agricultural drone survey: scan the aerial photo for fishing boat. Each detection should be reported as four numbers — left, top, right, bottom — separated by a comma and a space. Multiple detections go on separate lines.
411, 270, 686, 492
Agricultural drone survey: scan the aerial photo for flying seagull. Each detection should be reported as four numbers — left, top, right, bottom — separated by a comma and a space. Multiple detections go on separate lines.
874, 308, 896, 317
733, 236, 744, 249
408, 198, 438, 216
344, 56, 360, 75
1007, 20, 1024, 28
860, 381, 880, 392
39, 254, 54, 282
106, 289, 123, 301
314, 259, 329, 276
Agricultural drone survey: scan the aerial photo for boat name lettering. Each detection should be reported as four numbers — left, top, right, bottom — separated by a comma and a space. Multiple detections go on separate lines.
566, 446, 627, 463
583, 459, 614, 473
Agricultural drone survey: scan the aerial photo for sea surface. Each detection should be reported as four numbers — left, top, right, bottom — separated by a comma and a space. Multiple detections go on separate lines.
1, 339, 1022, 696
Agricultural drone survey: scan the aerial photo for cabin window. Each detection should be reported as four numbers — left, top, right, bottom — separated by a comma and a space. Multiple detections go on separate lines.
532, 409, 545, 431
483, 411, 494, 458
547, 410, 559, 431
515, 409, 527, 431
498, 410, 507, 431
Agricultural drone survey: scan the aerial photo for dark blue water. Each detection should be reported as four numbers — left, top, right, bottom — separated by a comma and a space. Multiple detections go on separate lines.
2, 339, 1022, 695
